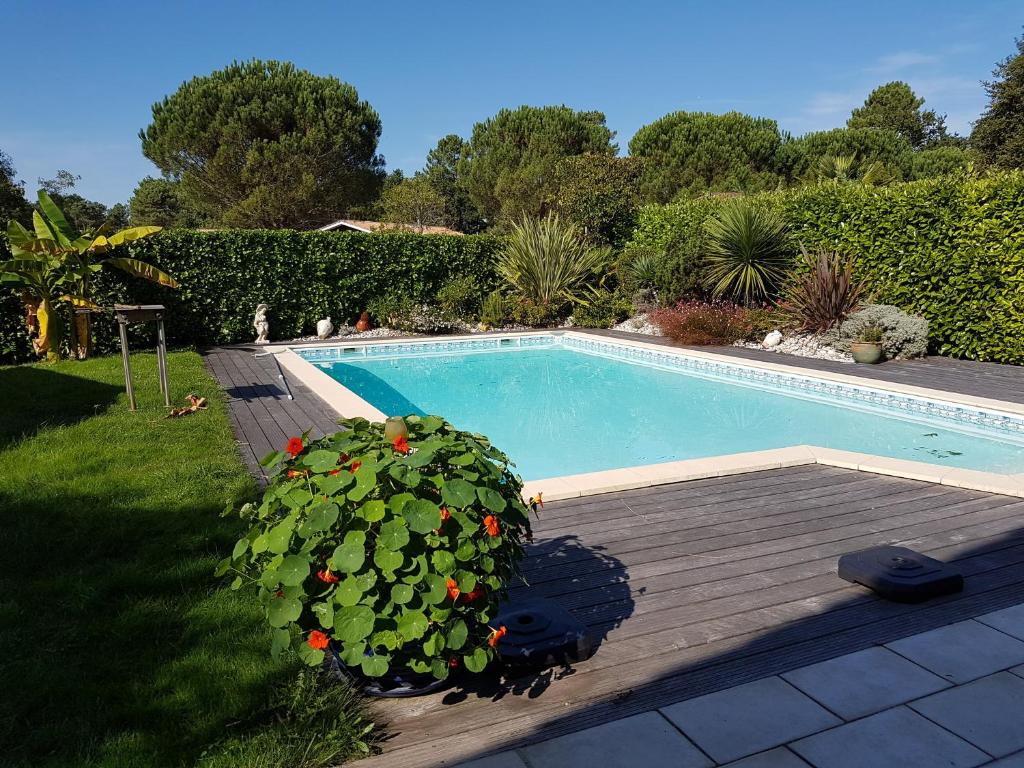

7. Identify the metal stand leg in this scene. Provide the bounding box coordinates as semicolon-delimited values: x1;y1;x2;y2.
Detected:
156;316;170;407
118;318;137;411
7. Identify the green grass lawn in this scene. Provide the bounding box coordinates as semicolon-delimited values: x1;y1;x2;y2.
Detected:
0;351;373;767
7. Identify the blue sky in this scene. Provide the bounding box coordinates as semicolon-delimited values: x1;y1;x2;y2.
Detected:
2;0;1019;206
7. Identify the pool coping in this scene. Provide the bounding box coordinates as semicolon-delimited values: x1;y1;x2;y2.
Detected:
266;331;1024;501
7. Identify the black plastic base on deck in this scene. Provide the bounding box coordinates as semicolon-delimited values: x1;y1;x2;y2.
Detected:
838;545;964;603
493;596;593;670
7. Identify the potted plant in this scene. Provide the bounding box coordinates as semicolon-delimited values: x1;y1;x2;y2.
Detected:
851;324;884;364
218;415;532;694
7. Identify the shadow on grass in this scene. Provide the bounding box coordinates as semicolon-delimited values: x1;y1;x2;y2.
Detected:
0;365;122;449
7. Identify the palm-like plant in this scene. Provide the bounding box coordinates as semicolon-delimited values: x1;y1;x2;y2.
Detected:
703;200;789;305
497;213;611;308
3;191;176;360
779;244;867;332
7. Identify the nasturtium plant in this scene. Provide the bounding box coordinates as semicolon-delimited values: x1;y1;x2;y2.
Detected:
218;415;531;681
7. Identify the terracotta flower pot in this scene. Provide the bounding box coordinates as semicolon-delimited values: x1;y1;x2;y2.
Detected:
355;311;373;332
851;341;883;364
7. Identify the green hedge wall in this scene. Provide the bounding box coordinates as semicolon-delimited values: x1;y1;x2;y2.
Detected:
628;172;1024;364
0;230;503;364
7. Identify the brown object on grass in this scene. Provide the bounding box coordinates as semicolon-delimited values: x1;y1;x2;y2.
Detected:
167;394;208;418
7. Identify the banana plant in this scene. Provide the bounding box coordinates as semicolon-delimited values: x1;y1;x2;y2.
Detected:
3;191;177;360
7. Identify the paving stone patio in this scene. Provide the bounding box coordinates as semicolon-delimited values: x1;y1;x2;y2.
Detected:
458;609;1024;768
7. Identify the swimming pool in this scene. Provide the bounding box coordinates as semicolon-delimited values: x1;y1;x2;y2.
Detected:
292;333;1024;481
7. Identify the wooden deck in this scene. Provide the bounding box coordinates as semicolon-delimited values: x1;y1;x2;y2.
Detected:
201;336;1024;767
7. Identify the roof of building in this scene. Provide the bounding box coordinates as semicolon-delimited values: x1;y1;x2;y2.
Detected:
317;219;463;235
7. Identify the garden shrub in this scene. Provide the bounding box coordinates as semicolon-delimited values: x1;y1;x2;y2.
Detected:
822;304;929;359
479;290;506;327
0;229;504;363
366;294;456;334
650;301;754;345
435;275;482;320
571;289;632;329
219;416;532;682
779;245;867;332
627;171;1024;363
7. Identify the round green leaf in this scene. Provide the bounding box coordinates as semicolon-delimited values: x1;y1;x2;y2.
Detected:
298;643;325;666
431;550;456;575
333;605;375;643
378;519;410;550
391;583;414;604
446;618;468;650
404;499;441;534
331;542;365;573
463;646;490;673
268;596;302;627
312;601;334;629
441;478;477;508
335;576;364;606
430;657;450;681
231;538;249;560
455;538;477;561
348;465;377;502
357;499;385;522
477;486;507;513
266;519;294;554
374;547;404;573
361;653;390;677
278;554;309;586
301;503;339;536
396;610;428;641
422;573;448;605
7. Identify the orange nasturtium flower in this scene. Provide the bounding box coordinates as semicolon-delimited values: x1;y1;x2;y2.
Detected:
317;568;340;584
488;625;508;648
439;506;451;521
446;578;461;600
483;515;500;537
349;461;362;474
285;437;304;458
393;435;410;454
307;630;330;650
464;584;486;602
287;469;309;479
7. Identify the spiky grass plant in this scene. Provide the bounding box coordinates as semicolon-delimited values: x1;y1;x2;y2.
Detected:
497;213;612;309
703;200;789;305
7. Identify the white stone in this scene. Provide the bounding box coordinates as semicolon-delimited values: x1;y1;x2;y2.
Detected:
253;303;270;344
316;316;334;339
762;330;783;348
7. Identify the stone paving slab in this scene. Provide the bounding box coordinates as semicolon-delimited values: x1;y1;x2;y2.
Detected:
977;604;1024;642
456;752;529;768
910;672;1024;759
660;677;840;764
519;711;712;768
721;747;811;767
886;619;1024;684
781;646;950;720
989;752;1024;767
789;706;989;768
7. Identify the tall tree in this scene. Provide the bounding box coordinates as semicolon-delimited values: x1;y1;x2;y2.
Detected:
847;81;949;149
379;176;449;231
628;111;783;202
460;105;616;226
550;154;644;246
776;127;914;184
423;135;484;233
140;59;385;229
971;34;1024;168
0;150;32;227
128;177;201;227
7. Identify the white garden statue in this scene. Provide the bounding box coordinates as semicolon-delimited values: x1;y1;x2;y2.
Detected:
316;316;334;339
762;330;783;349
253;304;270;344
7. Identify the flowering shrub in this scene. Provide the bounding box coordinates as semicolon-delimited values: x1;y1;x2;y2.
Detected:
650;300;755;345
218;415;531;681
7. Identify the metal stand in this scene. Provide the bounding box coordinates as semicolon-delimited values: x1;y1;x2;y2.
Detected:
254;350;294;400
114;304;170;411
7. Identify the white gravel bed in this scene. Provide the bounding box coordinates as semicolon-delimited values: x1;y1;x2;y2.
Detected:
734;333;853;363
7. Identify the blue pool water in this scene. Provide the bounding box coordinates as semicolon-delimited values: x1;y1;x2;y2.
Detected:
303;338;1024;480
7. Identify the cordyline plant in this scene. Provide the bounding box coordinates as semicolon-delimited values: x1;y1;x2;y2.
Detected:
218;415;532;681
778;244;867;332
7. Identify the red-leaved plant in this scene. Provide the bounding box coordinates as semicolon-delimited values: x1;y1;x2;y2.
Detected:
650;300;755;345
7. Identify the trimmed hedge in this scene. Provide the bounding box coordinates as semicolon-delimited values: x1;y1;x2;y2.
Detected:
0;230;503;363
628;172;1024;364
